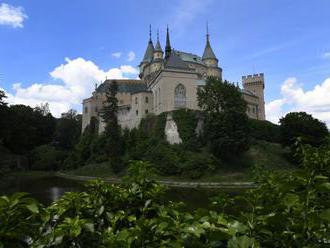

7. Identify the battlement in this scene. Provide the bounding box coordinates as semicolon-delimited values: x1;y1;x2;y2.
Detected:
242;73;264;80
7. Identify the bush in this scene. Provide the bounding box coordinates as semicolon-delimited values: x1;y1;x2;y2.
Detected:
29;145;67;170
181;151;217;179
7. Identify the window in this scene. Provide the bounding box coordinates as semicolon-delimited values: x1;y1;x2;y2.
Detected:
136;110;138;116
145;109;148;114
84;107;88;114
145;96;149;103
135;97;138;104
174;84;186;108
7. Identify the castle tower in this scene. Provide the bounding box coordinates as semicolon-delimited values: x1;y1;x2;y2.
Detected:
242;73;266;120
139;25;154;76
202;23;222;79
153;29;163;60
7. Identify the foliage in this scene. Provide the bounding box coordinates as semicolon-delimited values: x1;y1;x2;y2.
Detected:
0;89;7;106
3;105;56;154
1;147;330;247
0;192;44;247
101;80;124;173
248;119;281;143
280;112;329;147
180;151;217;179
198;78;250;160
54;109;82;150
29;145;67;170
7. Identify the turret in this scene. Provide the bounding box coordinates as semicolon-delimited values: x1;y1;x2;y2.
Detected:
202;23;218;67
242;73;265;120
202;23;222;79
139;25;154;72
153;29;163;60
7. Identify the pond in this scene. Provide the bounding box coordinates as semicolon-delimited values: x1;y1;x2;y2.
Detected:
0;173;246;210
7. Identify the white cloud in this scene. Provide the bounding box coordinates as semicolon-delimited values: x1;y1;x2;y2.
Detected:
322;52;330;59
127;51;136;62
6;57;139;117
0;3;27;28
266;77;330;126
112;52;121;58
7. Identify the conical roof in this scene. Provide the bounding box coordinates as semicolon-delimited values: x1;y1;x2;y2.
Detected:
202;38;217;60
202;25;217;61
142;40;154;63
154;30;163;52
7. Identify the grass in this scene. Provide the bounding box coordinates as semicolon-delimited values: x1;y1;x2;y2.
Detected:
66;162;118;178
66;140;295;183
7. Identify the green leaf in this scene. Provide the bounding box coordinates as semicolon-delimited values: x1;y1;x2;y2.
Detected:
320;209;330;222
26;203;39;213
228;235;259;248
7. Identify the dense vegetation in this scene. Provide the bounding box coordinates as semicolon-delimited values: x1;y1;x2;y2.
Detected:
1;143;329;247
1;79;329;179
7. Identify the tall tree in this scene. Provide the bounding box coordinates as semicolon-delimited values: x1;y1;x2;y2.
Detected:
54;109;81;150
198;77;250;160
101;80;123;172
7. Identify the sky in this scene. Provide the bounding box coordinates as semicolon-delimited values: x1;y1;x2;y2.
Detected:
0;0;330;125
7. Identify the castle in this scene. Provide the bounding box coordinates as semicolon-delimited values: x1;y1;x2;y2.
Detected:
82;27;265;133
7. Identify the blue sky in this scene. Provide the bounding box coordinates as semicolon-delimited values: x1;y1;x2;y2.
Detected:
0;0;330;124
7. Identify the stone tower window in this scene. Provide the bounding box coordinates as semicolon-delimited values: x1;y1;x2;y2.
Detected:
84;106;88;113
145;96;149;103
174;84;186;108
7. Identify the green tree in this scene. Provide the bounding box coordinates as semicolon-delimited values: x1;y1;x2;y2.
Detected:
54;109;81;150
4;105;56;154
101;81;124;172
197;77;250;159
0;90;7;106
280;112;328;147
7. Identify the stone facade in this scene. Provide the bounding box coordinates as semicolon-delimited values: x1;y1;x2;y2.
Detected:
82;27;266;133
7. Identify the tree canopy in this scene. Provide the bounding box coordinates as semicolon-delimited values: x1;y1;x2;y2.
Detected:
280;112;328;147
197;77;250;159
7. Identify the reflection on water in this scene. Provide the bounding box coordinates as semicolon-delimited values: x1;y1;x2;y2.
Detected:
0;174;84;205
0;174;244;209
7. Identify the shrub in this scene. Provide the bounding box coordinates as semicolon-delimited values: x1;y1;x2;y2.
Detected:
29;145;67;170
181;151;217;179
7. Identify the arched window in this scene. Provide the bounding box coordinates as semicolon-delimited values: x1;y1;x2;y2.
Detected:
174;84;186;108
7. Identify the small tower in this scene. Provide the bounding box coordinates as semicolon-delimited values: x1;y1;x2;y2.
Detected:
153;29;163;60
139;25;155;77
242;73;266;120
165;26;172;60
202;23;222;79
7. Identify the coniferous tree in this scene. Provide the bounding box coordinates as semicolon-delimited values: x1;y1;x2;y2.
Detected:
101;80;123;172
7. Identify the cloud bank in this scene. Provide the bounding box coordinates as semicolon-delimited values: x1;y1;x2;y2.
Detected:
266;77;330;127
6;58;139;117
0;3;27;28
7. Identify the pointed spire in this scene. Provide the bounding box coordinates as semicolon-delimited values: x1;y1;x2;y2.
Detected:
165;25;172;59
141;25;154;63
154;29;163;52
202;22;217;61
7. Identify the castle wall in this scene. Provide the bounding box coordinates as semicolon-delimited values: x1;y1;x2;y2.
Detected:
150;70;200;115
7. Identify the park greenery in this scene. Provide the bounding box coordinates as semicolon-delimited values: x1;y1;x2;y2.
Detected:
0;143;329;247
1;78;330;247
1;76;330;178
